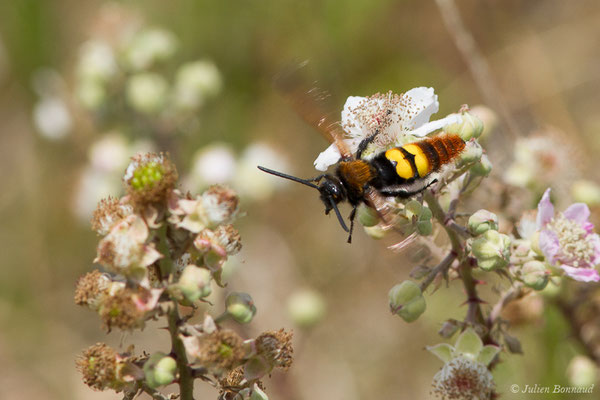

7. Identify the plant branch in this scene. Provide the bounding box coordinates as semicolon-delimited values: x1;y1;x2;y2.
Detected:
420;251;457;292
168;302;195;400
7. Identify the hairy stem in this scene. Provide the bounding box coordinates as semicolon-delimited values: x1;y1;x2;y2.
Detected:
168;303;195;400
420;251;457;292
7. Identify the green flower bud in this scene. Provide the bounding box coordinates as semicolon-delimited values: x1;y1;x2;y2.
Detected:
469;154;492;177
287;289;326;328
445;111;484;141
416;206;433;236
468;210;498;236
388;281;426;323
126;73;168;114
178;265;212;302
456;141;483;167
143;353;177;388
470;230;511;271
520;260;549;290
566;355;598;387
571;180;600;206
250;384;269;400
404;200;423;219
363;225;388;240
226;292;256;324
357;204;380;227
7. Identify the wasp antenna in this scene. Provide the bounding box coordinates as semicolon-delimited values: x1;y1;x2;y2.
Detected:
328;197;349;233
257;166;320;189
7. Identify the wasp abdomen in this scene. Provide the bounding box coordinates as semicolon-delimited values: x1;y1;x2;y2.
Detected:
385;134;465;180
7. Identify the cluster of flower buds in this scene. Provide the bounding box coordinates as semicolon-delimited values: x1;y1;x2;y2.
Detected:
75;152;293;399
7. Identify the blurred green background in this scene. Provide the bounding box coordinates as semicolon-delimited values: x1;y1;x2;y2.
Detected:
1;0;599;399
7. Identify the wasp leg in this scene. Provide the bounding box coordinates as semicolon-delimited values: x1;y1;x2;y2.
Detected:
347;206;357;243
356;129;381;159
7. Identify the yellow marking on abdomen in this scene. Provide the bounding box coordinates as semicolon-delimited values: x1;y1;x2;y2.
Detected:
385;148;414;179
402;143;431;177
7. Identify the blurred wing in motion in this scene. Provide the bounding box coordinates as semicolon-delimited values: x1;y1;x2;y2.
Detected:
273;62;352;159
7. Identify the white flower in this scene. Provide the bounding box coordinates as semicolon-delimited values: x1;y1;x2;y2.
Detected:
76;40;118;83
185;144;237;189
432;356;494;400
314;87;463;171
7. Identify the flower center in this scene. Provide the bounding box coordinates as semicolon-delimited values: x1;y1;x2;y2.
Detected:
548;214;595;267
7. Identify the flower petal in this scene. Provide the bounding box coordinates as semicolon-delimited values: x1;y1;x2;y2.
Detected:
314;143;342;171
539;229;560;264
341;96;368;138
563;203;591;224
536;188;554;228
402;87;439;130
560;265;600;282
410;114;463;138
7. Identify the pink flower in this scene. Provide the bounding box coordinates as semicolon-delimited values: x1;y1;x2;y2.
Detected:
537;188;600;282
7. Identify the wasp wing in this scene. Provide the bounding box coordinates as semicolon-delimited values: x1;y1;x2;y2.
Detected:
274;63;352;159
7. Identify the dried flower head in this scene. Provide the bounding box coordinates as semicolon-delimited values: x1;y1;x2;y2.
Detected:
255;329;294;371
194;329;245;375
91;196;134;236
76;343;141;392
98;287;160;331
74;270;111;310
124;152;178;207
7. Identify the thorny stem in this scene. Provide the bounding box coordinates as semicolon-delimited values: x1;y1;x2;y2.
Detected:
424;190;485;326
168;302;195;400
420;251;457;292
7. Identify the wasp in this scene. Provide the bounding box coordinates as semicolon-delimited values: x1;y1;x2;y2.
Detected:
258;77;465;243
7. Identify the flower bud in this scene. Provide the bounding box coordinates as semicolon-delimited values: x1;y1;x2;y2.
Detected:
126;73;168;114
445;111;484;141
143;353;177;388
470;230;511;271
250;384;269;400
469;154;492;177
416;207;433;236
287;289;326;328
404;200;423;219
566;355;598;387
520;260;549;290
388;281;426;322
363;224;388;240
468;210;498;236
226;292;256;324
178;265;212;302
571;180;600;206
456;141;483;167
357;204;380;227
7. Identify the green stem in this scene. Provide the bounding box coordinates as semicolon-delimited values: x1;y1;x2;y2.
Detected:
168;303;194;400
